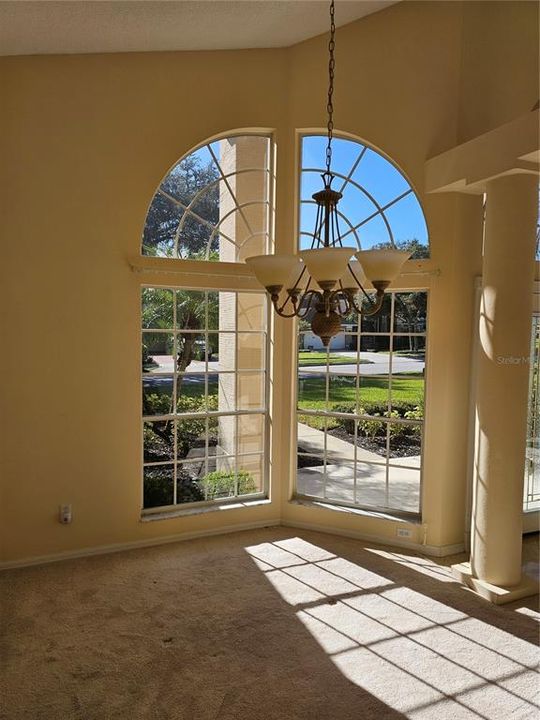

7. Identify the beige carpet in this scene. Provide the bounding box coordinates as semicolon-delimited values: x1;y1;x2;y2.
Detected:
1;528;538;720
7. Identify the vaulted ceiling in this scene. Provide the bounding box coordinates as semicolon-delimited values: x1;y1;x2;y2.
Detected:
0;0;398;56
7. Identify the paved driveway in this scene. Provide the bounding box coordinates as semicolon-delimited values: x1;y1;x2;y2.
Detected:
301;351;424;376
145;351;424;376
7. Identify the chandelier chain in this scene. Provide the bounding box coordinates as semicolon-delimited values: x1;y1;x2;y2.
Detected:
325;0;336;179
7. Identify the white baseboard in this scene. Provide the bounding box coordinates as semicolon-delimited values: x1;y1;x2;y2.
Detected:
0;517;465;570
281;520;465;557
0;519;280;571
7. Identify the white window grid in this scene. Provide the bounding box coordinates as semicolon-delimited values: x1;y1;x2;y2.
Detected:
143;133;275;260
296;290;428;517
298;134;428;254
524;313;540;512
141;287;270;513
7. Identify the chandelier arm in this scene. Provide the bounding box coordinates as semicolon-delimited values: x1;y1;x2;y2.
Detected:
297;290;321;319
328;288;351;317
347;263;373;304
272;293;303;319
347;287;386;316
288;264;308;295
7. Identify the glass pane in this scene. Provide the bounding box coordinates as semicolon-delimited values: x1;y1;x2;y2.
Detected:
297;454;325;498
328;374;357;413
217;291;236;331
352;147;411;207
237;372;265;410
176;332;204;372
387;466;421;514
142;332;174;374
212;332;235;371
360;300;392;333
524;315;540;511
356;462;389;509
236;454;264;495
238;413;265;454
359;333;391;355
392;337;426;372
390;376;424;413
357;213;392;250
176;461;206;504
384;192;429;249
176;418;206;460
176;373;207;413
237;293;266;331
208;415;235;462
298;371;327;412
393;292;427;333
144;421;174;462
142;288;174;329
356;418;388;461
177;213;215;260
211;373;235;412
143;376;173;417
142;191;183;258
388;423;423;468
176;290;207;330
200;456;236;501
207;291;219;330
161;148;218;207
297;415;327;456
358;376;390;414
144;465;174;509
189;184;220;226
324;461;356;504
237;333;265;370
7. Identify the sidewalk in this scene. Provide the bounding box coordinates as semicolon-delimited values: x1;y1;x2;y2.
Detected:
297;421;421;513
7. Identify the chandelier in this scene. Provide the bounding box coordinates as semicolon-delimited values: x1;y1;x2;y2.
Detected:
246;0;410;346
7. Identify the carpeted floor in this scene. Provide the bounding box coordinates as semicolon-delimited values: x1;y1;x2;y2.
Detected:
1;528;538;720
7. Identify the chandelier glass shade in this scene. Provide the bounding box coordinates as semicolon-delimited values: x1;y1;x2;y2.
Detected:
245;0;410;346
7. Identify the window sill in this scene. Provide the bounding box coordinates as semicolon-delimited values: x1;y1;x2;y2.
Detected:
141;497;271;522
289;496;421;524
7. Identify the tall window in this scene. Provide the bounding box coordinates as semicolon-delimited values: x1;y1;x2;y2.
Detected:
140;132;273;513
142;288;268;511
296;135;429;516
524;314;539;512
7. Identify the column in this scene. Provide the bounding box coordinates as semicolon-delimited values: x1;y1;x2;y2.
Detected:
470;173;538;587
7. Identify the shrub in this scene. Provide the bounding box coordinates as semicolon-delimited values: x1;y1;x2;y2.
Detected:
200;469;256;500
143;466;205;508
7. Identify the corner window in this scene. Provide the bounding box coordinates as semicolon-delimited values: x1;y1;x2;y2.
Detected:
296;134;429;516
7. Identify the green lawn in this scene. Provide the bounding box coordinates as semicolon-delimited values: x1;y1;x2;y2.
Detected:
298;375;424;417
298;351;371;366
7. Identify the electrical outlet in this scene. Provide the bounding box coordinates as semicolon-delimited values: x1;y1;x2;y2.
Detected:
59;504;72;524
396;527;412;539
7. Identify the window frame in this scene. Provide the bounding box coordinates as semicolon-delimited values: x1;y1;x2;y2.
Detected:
294;288;429;519
141;284;272;516
142;130;277;261
293;131;430;518
138;130;277;517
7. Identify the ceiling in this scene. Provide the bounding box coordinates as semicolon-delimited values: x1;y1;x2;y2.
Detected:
0;0;398;57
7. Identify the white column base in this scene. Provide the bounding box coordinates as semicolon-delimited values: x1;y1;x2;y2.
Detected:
452;562;538;605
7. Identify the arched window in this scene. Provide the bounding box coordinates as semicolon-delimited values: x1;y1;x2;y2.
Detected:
299;135;428;257
296;134;429;516
143;134;273;262
139;133;273;514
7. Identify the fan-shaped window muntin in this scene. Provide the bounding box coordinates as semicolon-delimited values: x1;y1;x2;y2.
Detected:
143;134;272;261
299;135;429;258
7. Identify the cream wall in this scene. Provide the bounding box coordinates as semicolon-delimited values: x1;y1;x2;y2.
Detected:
1;1;537;563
